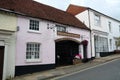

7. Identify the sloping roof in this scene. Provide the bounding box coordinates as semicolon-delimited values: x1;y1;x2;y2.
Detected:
67;4;120;22
0;0;90;30
66;4;87;15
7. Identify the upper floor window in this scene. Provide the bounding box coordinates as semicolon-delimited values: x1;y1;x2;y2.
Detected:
108;22;112;32
119;25;120;33
56;25;67;32
26;42;40;62
94;14;101;26
29;20;39;31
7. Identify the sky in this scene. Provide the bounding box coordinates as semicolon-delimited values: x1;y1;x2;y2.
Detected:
34;0;120;21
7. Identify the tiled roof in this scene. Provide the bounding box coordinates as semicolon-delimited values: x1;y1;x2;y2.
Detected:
67;4;87;15
0;0;90;30
67;4;120;23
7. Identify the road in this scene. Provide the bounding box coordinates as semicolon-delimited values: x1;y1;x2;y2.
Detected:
55;59;120;80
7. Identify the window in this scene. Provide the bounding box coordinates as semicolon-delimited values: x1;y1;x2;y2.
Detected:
108;22;112;32
56;25;67;32
29;20;39;31
109;39;112;50
94;14;101;26
26;43;40;61
94;36;108;53
119;25;120;33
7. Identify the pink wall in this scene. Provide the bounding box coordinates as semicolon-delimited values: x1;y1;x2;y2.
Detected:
16;16;55;66
55;27;91;58
16;16;91;66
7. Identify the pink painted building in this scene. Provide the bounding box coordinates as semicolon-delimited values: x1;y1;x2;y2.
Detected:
0;0;91;77
15;16;91;75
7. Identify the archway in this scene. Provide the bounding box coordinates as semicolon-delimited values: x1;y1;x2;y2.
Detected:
55;38;80;66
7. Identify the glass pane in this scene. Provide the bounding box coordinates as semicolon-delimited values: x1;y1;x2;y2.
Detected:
29;20;39;31
26;43;40;60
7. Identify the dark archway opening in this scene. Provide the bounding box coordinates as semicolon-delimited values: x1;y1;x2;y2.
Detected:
55;40;79;66
0;46;4;80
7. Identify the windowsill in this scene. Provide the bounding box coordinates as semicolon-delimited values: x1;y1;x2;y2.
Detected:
26;59;41;63
27;30;41;34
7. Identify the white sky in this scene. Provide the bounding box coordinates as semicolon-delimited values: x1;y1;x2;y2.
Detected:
34;0;120;21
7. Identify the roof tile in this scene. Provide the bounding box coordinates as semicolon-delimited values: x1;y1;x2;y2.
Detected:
0;0;89;30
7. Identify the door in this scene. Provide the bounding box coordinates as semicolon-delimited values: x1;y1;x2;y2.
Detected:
0;46;4;80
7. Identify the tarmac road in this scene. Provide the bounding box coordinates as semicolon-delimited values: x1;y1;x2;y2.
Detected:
55;59;120;80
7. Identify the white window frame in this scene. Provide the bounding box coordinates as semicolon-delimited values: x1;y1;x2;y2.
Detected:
94;14;101;26
108;22;112;32
26;42;41;62
94;36;108;53
109;39;112;50
119;25;120;33
56;25;67;32
29;19;40;32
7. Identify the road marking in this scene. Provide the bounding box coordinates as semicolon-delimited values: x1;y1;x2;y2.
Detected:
51;58;119;80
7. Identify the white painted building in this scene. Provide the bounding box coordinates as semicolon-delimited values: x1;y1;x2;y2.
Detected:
67;4;120;58
0;10;16;80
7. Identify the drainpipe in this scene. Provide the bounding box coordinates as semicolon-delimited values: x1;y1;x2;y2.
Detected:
88;9;93;59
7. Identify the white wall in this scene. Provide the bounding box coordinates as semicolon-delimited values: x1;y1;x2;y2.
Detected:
106;18;120;51
89;10;120;53
76;9;120;58
0;32;16;80
76;10;89;28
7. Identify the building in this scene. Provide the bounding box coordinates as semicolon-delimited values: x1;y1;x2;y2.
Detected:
67;4;120;58
0;9;17;80
0;0;91;79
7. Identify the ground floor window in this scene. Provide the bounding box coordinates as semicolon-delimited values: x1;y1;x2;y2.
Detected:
109;39;112;50
26;42;40;61
94;36;108;53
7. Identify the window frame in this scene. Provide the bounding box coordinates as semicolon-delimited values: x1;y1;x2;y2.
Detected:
26;42;41;62
108;21;112;32
94;14;101;26
29;19;40;32
94;36;108;53
109;39;112;50
119;25;120;33
56;24;67;32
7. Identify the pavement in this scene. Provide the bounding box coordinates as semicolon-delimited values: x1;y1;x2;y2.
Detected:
13;54;120;80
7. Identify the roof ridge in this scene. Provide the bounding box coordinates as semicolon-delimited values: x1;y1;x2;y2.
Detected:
0;0;90;30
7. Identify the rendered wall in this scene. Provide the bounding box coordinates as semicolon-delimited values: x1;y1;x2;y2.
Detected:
16;16;55;66
0;12;16;80
16;16;91;66
0;11;17;31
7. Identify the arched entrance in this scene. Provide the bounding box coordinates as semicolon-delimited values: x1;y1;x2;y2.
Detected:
55;38;80;66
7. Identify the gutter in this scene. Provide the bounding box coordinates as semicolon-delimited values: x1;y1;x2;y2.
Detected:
0;8;27;16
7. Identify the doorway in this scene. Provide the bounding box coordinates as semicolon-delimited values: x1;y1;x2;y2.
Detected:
55;40;79;66
0;46;4;80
